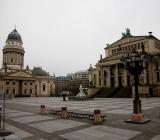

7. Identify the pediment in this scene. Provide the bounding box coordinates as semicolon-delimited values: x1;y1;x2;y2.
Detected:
109;36;147;48
7;71;33;78
99;52;129;63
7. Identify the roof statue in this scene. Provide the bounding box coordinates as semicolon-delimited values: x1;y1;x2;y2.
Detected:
121;28;132;38
126;28;131;36
100;54;102;60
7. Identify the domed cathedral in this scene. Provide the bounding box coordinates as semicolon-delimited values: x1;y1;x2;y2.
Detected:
2;28;24;72
88;29;160;98
0;28;55;97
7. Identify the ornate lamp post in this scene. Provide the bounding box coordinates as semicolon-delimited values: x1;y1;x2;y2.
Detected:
121;48;151;124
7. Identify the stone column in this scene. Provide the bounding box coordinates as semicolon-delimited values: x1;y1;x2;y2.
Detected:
115;65;119;87
123;69;127;87
143;69;147;85
101;69;104;87
107;67;111;87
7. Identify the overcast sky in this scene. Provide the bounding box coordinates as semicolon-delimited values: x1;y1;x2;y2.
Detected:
0;0;160;76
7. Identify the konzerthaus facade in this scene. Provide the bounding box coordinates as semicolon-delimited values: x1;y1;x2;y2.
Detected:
88;29;160;97
0;28;55;97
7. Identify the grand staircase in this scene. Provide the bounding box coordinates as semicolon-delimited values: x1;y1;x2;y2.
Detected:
93;87;132;98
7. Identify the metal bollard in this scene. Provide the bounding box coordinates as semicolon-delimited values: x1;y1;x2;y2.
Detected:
61;107;68;119
94;109;102;124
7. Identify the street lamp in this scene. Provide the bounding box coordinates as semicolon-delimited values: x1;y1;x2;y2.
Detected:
121;48;151;124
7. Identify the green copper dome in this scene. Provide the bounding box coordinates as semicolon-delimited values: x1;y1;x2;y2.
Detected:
7;29;22;42
32;67;49;76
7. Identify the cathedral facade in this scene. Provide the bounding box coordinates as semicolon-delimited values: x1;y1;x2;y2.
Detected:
88;29;160;97
0;29;55;97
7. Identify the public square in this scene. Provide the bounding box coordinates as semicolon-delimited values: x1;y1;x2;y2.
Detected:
0;97;160;140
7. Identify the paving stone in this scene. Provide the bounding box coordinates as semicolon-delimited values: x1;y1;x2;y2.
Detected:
29;119;87;133
6;111;33;118
6;123;33;139
142;106;154;110
150;135;160;140
60;125;141;140
5;109;20;113
11;115;54;123
104;109;132;114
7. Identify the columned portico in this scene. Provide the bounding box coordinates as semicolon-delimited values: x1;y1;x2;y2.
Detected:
88;29;160;97
115;64;119;87
107;67;111;87
123;69;127;87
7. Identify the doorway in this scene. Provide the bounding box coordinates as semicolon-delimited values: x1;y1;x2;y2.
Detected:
118;76;122;87
18;80;22;95
111;77;114;87
127;75;130;86
149;88;153;97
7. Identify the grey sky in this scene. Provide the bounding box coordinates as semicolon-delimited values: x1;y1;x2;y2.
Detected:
0;0;160;76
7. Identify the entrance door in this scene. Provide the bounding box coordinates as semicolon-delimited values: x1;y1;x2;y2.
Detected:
149;88;153;97
118;76;122;87
111;77;114;87
18;80;22;95
127;75;130;86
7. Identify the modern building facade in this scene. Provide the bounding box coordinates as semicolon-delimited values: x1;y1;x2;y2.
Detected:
88;29;160;97
0;28;55;97
55;70;89;95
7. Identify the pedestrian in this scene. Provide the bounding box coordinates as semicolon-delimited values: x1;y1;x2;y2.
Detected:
62;92;66;101
146;94;149;99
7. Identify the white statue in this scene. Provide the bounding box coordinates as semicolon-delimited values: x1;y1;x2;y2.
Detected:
76;84;86;97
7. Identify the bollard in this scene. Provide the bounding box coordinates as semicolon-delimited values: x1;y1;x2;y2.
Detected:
61;107;68;119
40;105;46;114
94;109;102;124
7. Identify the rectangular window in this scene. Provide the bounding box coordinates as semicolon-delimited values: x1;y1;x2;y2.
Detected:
24;89;27;94
13;89;15;94
30;89;32;94
43;85;45;91
157;72;160;82
125;46;128;51
127;46;130;51
99;71;101;77
156;62;159;70
99;79;101;86
104;79;106;86
6;82;9;85
135;44;137;50
6;89;9;94
138;43;140;49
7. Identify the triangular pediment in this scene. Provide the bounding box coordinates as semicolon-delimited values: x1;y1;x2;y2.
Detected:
99;52;129;63
6;70;33;78
107;36;147;49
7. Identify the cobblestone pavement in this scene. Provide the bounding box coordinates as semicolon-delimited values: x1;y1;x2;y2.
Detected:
0;97;160;140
